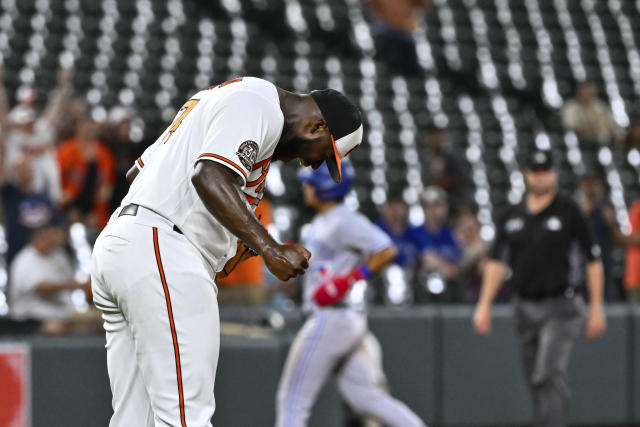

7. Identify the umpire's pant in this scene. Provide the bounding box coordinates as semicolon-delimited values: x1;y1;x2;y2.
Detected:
514;295;586;427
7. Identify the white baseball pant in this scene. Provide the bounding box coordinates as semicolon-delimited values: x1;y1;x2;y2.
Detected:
275;309;427;427
91;206;220;427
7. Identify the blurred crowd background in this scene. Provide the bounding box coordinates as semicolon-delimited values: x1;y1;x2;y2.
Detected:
0;0;639;335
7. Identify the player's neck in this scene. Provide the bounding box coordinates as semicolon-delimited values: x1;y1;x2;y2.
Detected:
31;240;53;255
315;201;338;213
526;190;556;213
276;88;300;127
274;88;303;160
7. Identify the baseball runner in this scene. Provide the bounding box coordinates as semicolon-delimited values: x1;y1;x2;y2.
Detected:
90;77;363;426
275;163;427;427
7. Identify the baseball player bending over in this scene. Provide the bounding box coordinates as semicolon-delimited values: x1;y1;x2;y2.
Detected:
275;163;427;427
90;77;363;426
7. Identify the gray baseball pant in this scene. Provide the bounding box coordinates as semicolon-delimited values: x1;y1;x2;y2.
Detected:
275;309;426;427
514;295;586;427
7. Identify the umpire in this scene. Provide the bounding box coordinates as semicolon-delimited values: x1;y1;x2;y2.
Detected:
473;149;606;427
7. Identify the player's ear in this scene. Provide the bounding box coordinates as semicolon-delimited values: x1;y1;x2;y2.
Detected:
311;119;328;134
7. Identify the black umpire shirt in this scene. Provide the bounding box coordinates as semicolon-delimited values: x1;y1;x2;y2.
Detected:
489;194;601;300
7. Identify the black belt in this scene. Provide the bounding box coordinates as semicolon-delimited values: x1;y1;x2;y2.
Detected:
118;204;183;235
518;288;570;301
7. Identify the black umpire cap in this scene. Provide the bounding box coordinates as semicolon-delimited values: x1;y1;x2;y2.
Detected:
310;89;363;183
526;150;555;171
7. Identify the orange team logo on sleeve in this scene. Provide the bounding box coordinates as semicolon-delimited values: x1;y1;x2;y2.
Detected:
162;99;200;143
162;78;244;144
244;157;272;206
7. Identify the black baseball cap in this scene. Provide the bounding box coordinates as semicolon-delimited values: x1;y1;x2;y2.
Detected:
526;150;554;171
27;209;66;241
310;89;363;183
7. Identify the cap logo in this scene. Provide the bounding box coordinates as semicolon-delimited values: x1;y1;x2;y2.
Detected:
237;140;259;170
534;152;546;163
334;124;364;158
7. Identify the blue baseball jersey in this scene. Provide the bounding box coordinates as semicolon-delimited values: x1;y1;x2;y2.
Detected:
375;220;422;268
301;203;392;312
413;224;462;263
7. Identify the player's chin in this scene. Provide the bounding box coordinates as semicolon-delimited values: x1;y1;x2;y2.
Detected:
299;159;322;169
274;154;294;163
299;159;318;168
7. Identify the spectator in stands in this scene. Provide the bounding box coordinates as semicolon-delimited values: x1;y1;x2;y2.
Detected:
0;68;72;203
106;105;133;145
561;81;623;146
368;0;432;76
104;106;138;213
58;117;116;230
576;172;622;301
56;96;88;143
416;186;462;280
9;217;90;327
625;115;640;152
622;200;640;303
0;153;60;264
420;125;470;208
454;208;499;303
376;196;422;270
216;198;273;306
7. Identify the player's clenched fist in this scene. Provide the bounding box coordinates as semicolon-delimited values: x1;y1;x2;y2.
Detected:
263;243;311;281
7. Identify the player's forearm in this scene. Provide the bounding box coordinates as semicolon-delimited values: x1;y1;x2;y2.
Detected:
606;217;640;246
608;226;628;246
365;246;397;274
191;161;278;255
477;260;506;308
586;260;604;309
44;90;66;124
314;246;397;306
618;232;640;246
0;81;9;127
35;281;80;296
43;70;71;124
0;133;6;185
432;256;459;279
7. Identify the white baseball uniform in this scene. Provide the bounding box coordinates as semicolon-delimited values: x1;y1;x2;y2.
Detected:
91;77;283;427
9;244;76;321
275;203;427;427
